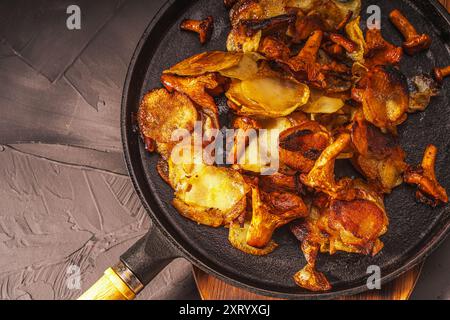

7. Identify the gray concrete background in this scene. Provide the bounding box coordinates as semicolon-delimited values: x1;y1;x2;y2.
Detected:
0;0;448;300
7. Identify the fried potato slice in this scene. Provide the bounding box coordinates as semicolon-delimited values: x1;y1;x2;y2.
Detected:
227;1;290;52
301;89;345;114
226;76;310;118
247;187;308;248
293;179;388;257
227;26;262;53
351;111;407;193
324;199;388;254
229;221;278;255
229;0;287;26
279;121;331;173
164;51;243;76
138;88;198;159
229;0;265;26
356;65;409;133
219;52;264;80
233;116;293;174
170;156;249;227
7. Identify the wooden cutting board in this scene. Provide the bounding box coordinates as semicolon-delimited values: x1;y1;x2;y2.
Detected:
193;0;449;301
193;264;423;300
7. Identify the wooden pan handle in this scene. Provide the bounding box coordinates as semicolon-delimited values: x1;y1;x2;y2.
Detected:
78;262;144;300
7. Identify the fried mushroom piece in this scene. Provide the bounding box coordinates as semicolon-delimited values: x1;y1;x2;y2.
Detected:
353;65;409;133
314;181;388;256
433;65;450;83
247;187;308;248
301;133;354;199
242;14;296;37
364;28;403;67
227;0;288;52
259;36;291;61
291;179;388;291
389;9;431;56
284;31;352;92
286;30;325;86
229;220;278;255
180;16;214;45
138;88;198;159
161;73;227;129
404;145;448;207
293;239;331;292
259;172;300;193
291;181;387;291
351;112;407;193
279;122;331;173
407;75;439;113
289;0;359;42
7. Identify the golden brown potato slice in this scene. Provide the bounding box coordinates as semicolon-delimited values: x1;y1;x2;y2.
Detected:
229;0;265;26
233;116;293;174
229;221;278;256
279;121;331;173
164;51;243;77
219;52;263;80
170;159;249;227
227;26;262;53
138;88;198;159
323;198;388;255
226;76;310;118
292;179;388;289
351;112;407;193
357;66;409;133
229;0;287;26
300;89;345;114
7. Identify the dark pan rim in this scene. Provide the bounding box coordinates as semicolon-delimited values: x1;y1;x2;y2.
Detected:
121;0;450;299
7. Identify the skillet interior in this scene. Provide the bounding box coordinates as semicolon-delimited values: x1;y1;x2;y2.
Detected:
122;0;450;298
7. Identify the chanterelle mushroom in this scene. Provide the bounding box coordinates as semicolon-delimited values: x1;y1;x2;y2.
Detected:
180;16;214;45
404;145;448;207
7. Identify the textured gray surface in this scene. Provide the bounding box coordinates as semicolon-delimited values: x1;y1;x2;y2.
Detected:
0;145;198;300
0;0;448;300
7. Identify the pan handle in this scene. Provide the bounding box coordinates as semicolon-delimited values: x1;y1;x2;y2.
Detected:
78;226;181;300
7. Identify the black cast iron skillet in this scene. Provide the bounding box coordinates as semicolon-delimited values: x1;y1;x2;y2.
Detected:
81;0;450;300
